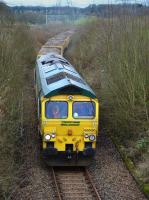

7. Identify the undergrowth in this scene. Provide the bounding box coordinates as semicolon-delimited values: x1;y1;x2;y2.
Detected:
0;3;74;198
66;14;149;185
0;5;36;198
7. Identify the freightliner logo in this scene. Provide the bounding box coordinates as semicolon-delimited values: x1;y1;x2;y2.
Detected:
61;121;80;126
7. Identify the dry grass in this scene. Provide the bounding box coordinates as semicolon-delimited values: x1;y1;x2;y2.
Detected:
0;5;73;197
66;15;149;184
0;23;36;198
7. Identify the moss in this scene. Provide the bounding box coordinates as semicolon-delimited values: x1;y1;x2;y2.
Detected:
143;184;149;197
108;133;149;199
125;157;135;171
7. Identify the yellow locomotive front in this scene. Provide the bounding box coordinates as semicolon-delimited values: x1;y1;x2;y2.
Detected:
36;51;99;166
40;95;99;166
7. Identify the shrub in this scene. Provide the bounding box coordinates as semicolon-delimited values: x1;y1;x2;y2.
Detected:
66;15;149;142
0;21;36;198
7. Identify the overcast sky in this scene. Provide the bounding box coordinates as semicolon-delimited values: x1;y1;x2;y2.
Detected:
4;0;116;7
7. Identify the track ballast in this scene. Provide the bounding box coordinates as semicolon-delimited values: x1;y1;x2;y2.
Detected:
52;167;101;200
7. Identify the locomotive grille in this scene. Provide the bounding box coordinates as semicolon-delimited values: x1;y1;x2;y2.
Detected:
46;72;86;85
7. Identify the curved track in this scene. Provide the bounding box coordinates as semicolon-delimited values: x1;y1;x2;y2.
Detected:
52;167;101;200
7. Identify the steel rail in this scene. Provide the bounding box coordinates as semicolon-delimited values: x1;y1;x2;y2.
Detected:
85;168;101;200
52;167;101;200
51;167;62;200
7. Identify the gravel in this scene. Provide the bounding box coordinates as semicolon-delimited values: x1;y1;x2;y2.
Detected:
13;164;55;200
88;129;147;200
13;129;147;200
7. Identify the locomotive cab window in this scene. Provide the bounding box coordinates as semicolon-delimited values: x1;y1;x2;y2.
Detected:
45;101;68;119
73;102;95;119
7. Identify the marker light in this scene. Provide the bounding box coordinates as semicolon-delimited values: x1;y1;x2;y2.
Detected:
85;134;89;138
89;135;96;141
45;135;51;140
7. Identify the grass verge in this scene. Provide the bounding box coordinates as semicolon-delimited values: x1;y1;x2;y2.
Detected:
66;14;149;198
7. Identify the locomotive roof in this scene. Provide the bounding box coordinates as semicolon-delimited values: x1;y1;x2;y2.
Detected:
36;53;96;99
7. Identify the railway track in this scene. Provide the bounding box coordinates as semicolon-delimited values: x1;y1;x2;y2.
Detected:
52;167;101;200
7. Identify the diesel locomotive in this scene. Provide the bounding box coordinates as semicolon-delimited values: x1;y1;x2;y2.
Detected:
35;31;99;166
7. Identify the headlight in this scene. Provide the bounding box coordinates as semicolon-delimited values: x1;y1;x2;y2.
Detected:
45;134;51;140
51;133;56;138
89;135;96;141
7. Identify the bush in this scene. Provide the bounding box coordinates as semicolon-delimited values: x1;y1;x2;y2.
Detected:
0;21;35;198
66;15;149;142
66;12;149;190
102;16;149;141
0;2;14;25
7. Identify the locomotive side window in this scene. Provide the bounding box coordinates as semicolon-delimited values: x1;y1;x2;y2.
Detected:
73;102;95;119
45;101;68;119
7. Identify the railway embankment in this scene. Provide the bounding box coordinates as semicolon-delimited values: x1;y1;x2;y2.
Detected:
14;21;146;200
0;19;36;200
13;27;148;200
0;3;73;198
65;16;149;199
1;2;149;198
